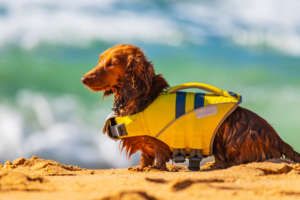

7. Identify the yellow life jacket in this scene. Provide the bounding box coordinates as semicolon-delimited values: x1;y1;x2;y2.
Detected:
103;83;242;158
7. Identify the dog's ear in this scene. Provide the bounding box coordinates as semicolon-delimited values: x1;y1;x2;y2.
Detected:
123;55;155;99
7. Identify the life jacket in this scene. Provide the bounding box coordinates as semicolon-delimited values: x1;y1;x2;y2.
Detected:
102;83;242;170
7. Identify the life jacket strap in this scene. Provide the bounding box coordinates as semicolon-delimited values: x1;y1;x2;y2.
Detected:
109;123;128;138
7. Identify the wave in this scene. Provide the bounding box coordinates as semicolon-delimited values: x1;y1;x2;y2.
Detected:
0;90;140;169
0;0;299;55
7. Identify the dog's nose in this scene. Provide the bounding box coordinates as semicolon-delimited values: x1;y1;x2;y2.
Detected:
81;77;90;84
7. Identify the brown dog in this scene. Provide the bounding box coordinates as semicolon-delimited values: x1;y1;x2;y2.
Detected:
82;44;300;170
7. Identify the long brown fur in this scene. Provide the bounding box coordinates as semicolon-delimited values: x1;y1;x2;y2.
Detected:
82;44;300;170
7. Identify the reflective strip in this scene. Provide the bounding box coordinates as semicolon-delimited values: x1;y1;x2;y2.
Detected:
194;105;217;118
194;93;205;109
176;92;186;118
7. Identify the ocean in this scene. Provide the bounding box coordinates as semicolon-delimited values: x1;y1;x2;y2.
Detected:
0;0;300;169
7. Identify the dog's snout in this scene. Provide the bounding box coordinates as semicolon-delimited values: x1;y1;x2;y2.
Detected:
81;77;90;84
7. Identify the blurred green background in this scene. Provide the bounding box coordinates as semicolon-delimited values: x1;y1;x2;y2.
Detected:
0;0;299;169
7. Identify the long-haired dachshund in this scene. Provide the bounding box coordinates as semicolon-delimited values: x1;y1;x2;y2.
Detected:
82;44;300;170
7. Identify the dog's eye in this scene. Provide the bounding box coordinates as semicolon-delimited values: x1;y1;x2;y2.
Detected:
106;62;115;67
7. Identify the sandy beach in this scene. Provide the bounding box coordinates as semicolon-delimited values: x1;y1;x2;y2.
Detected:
1;157;300;200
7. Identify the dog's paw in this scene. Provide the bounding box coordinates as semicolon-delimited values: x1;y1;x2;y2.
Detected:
148;165;169;172
127;166;144;172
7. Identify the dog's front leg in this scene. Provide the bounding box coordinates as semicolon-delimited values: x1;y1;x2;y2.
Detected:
146;137;172;171
152;147;169;171
134;153;155;171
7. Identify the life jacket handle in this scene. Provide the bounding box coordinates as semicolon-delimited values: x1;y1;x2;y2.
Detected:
167;82;226;96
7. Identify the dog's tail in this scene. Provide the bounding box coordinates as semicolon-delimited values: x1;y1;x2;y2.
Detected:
280;139;300;163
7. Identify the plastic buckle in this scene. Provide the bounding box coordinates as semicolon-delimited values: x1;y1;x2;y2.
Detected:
188;149;202;171
109;124;127;138
173;149;186;163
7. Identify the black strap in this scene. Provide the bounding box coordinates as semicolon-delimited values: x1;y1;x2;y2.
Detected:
194;93;205;109
176;92;186;118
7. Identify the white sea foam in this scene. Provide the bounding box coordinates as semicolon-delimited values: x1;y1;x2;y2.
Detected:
175;0;300;56
0;0;299;55
0;90;140;168
0;106;23;156
0;0;180;49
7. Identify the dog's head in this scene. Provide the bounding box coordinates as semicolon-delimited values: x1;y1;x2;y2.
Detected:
82;44;155;99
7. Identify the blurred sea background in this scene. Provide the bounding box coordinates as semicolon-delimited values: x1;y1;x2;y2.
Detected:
0;0;300;169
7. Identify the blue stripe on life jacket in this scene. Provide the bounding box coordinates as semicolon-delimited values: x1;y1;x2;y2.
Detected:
194;93;205;109
176;92;186;118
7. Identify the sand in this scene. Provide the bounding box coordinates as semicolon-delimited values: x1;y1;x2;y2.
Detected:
1;157;300;200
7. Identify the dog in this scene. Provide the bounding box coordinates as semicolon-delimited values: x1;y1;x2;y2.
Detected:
82;44;300;170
